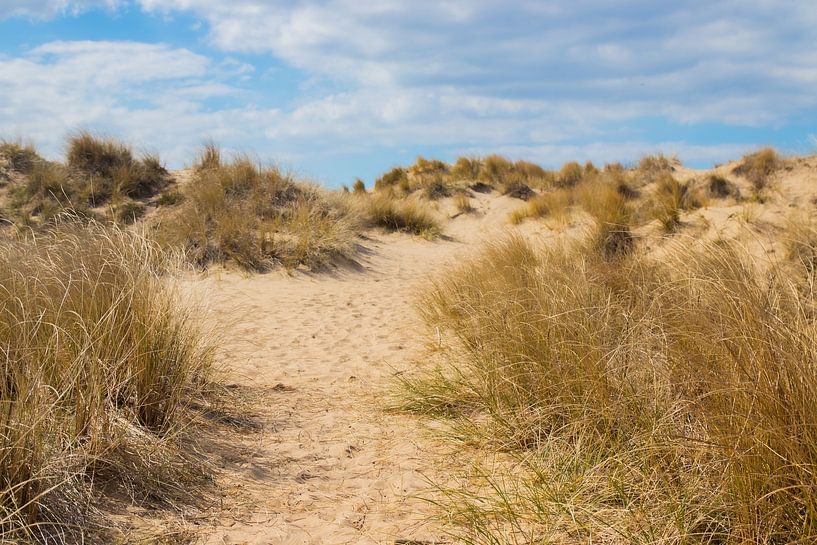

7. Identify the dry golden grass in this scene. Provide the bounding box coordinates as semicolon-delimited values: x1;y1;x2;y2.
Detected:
638;153;675;174
508;188;571;225
196;141;221;171
66;131;168;204
2;134;167;227
358;193;440;236
733;147;782;192
479;155;514;185
450;157;482;181
0;140;40;174
410;156;448;178
555;161;584;187
576;178;635;258
454;193;474;214
0;220;213;542
424;177;452;200
374;166;408;191
499;175;535;200
375;155;553;197
155;151;357;271
401;230;817;544
707;174;740;199
785;216;817;277
648;174;707;233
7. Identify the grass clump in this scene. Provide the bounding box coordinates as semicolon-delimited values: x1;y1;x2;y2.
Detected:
402;231;817;544
362;194;440;236
157;188;184;206
450;157;481;181
373;155;552;197
509;188;571;225
425;177;451;200
196;142;221;171
500;176;535;200
649;174;707;233
0;221;213;541
785;216;817;277
454;194;474;214
577;179;635;258
352;178;367;194
66;132;168;204
555;161;584;187
0;140;41;174
707;174;740;199
7;160;96;226
1;135;166;226
638;153;675;174
733;147;782;191
113;199;147;224
479;155;514;185
155;150;357;271
410;156;448;178
374;166;408;191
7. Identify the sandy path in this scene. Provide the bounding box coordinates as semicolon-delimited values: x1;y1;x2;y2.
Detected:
188;194;530;545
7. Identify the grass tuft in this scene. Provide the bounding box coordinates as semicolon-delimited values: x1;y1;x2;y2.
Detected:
155;150;357;271
0;220;213;541
451;157;482;181
196;141;221;171
362;194;440;236
454;193;475;214
733;147;781;192
0;140;41;174
66;131;168;205
402;231;817;544
577;179;635;258
509;188;571;225
556;161;583;187
707;174;740;199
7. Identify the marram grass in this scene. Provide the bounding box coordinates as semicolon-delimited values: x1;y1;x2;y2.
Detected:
401;231;817;544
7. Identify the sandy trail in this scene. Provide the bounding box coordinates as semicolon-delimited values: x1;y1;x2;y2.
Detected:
189;194;530;544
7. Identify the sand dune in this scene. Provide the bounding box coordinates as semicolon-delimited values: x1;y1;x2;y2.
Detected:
188;192;527;544
4;145;817;543
184;156;817;542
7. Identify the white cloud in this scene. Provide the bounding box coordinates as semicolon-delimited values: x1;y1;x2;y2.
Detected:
2;1;817;183
128;0;817;125
0;0;121;19
0;41;260;162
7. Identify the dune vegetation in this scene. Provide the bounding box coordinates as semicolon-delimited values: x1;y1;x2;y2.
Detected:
0;134;168;227
373;154;555;199
0;220;214;542
151;148;359;271
2;132;813;543
398;154;817;543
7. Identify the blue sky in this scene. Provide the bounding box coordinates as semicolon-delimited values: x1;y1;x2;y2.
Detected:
1;1;816;187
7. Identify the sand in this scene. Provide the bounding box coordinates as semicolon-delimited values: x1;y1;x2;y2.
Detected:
187;193;532;545
183;155;817;543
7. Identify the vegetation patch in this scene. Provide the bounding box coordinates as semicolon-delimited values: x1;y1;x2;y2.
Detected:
707;174;740;199
66;131;168;204
0;221;214;542
733;147;782;191
154;150;358;271
1;134;168;227
401;231;817;544
361;193;440;236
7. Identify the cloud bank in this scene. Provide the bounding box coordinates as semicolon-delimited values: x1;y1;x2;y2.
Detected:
2;1;816;183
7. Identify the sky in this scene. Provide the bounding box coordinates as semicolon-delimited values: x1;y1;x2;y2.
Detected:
1;1;816;187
